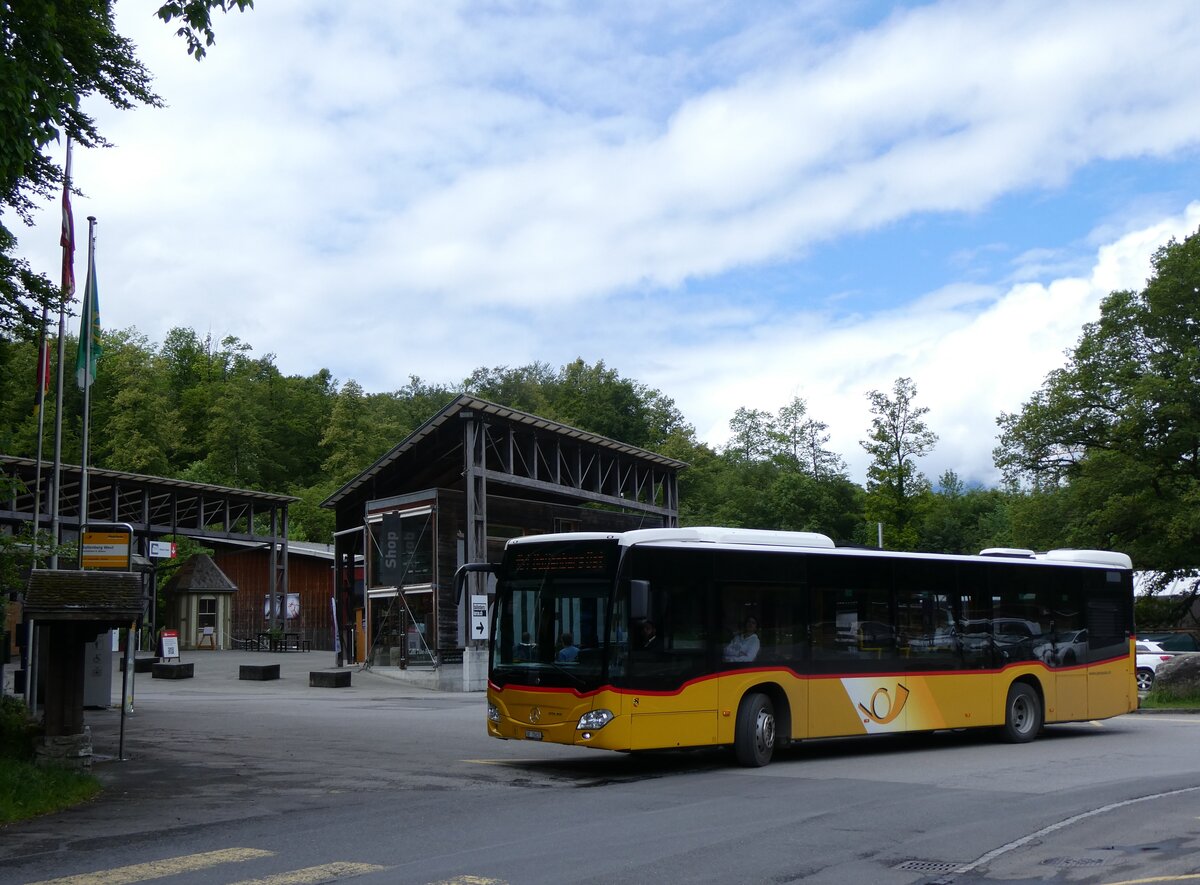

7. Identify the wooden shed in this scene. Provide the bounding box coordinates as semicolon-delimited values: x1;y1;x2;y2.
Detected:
161;553;237;650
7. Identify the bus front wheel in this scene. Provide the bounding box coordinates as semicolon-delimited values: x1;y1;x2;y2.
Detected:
735;692;775;767
1001;682;1042;743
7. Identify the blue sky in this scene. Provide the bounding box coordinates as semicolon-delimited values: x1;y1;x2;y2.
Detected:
14;0;1200;486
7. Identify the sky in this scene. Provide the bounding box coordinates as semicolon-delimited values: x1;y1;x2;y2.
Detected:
14;0;1200;487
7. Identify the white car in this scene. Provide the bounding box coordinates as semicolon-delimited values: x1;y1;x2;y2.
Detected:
1136;640;1174;692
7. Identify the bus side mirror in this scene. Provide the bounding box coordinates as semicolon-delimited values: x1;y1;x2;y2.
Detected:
455;562;497;604
630;580;650;620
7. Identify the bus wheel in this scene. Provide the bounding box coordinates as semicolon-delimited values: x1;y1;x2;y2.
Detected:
735;693;775;767
1002;682;1042;743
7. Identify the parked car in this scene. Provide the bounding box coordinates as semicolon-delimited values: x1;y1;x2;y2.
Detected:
1136;640;1174;692
1139;631;1200;652
1034;628;1089;666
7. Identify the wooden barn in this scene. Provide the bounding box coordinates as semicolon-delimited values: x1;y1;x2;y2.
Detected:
323;396;684;673
205;540;335;650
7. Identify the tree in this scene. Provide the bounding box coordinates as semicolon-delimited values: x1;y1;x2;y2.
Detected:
320;380;376;486
725;407;774;463
157;1;254;60
913;470;1012;554
775;396;847;478
861;377;938;547
1;1;251;336
995;229;1200;605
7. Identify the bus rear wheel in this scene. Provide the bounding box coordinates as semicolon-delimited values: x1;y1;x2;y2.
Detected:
1001;682;1042;743
735;692;775;767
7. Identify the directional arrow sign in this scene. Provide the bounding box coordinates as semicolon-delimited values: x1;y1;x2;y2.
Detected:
471;595;489;641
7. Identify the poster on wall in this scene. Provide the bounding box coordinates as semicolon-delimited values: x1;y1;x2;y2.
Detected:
263;593;301;620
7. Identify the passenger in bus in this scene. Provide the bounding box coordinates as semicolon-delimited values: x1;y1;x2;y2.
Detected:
640;619;660;650
556;632;580;662
723;617;760;662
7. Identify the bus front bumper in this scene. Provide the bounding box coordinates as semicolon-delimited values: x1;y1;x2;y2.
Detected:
487;690;630;750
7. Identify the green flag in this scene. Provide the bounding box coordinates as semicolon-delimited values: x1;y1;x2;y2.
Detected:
75;244;101;389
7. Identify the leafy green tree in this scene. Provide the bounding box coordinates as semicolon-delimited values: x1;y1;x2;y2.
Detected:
156;1;254;60
861;377;938;548
913;470;1012;554
287;480;338;544
462;363;556;416
774;396;847;478
91;329;178;475
1;1;251;337
463;358;687;451
725;407;775;463
995;229;1200;589
320;380;376;486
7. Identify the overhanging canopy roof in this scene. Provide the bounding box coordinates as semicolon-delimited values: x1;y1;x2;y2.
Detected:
322;395;686;509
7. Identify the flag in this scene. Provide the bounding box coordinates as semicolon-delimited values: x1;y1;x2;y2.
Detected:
75;244;101;389
37;175;74;412
61;178;75;297
33;340;50;413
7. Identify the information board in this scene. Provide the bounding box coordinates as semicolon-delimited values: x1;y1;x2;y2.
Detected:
81;527;133;570
161;630;180;660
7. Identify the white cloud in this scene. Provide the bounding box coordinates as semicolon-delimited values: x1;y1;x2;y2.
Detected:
10;1;1200;490
670;202;1200;485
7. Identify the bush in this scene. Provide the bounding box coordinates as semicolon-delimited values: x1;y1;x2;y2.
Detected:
0;696;38;761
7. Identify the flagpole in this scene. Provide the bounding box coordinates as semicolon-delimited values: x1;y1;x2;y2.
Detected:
78;216;97;545
49;140;75;570
31;140;72;560
32;302;50;561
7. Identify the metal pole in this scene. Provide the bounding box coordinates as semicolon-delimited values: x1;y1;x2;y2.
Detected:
49;141;74;570
24;620;36;710
77;216;97;553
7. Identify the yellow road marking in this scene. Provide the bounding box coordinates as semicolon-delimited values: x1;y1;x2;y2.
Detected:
227;862;387;885
1103;876;1200;884
28;848;274;885
428;878;507;885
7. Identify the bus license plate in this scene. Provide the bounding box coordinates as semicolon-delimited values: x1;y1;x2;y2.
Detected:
524;729;543;741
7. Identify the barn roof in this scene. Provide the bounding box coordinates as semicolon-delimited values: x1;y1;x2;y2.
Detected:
322;394;686;509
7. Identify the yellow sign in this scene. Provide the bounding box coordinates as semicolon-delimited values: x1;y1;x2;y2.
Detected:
81;529;132;570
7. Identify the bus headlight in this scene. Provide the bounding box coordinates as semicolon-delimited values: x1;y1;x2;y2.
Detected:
576;709;614;731
487;702;500;723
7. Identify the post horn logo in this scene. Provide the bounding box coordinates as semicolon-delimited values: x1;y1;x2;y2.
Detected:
528;706;542;724
858;684;910;725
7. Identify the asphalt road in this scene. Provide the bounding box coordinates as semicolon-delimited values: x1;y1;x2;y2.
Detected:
2;652;1198;885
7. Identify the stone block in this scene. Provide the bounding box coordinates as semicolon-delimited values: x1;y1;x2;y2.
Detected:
310;669;351;688
152;661;194;679
240;664;280;681
120;656;159;673
36;727;92;771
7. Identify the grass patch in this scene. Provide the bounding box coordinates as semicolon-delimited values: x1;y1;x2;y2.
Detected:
0;756;101;823
1140;692;1200;709
0;695;101;824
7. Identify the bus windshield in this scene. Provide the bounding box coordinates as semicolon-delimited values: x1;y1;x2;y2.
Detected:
490;538;618;689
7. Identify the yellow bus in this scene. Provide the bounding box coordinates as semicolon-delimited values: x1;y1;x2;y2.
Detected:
474;527;1135;766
